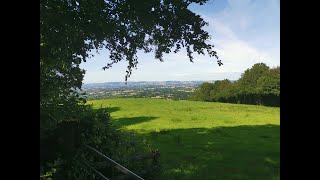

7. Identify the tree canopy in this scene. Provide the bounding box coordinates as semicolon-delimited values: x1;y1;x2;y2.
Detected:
40;0;223;127
191;63;280;106
41;0;222;82
40;0;223;178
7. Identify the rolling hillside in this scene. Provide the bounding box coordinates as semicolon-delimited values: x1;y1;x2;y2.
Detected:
88;98;280;180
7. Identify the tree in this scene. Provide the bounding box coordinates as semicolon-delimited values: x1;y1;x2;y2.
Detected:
210;79;237;103
190;63;280;106
257;66;280;106
40;0;223;178
257;67;280;96
40;0;222;128
238;63;270;94
237;63;270;104
192;82;214;101
41;0;222;81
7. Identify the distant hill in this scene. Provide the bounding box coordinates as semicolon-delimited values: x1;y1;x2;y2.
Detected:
82;80;236;89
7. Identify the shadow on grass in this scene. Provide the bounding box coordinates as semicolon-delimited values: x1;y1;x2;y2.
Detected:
113;116;159;127
136;124;280;180
105;107;121;113
92;107;121;113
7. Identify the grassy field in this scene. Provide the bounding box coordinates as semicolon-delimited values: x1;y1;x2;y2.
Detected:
88;98;280;180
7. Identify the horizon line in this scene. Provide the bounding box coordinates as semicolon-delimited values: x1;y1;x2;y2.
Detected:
83;79;238;85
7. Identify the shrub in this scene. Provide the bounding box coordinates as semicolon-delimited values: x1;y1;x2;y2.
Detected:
40;106;160;179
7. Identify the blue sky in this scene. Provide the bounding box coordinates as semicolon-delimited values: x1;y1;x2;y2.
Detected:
80;0;280;84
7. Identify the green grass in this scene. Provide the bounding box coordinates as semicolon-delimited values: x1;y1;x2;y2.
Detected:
88;98;280;180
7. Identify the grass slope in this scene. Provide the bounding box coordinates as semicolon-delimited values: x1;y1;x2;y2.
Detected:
89;98;280;180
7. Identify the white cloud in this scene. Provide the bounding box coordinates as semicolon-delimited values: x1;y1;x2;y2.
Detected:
81;0;280;83
198;0;280;74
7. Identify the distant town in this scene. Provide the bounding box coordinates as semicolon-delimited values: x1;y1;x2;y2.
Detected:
81;80;223;100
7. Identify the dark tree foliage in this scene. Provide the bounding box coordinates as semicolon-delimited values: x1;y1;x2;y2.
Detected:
40;0;223;178
192;82;215;101
191;63;280;106
236;63;269;104
257;67;280;106
209;79;238;103
41;0;222;82
40;0;222;130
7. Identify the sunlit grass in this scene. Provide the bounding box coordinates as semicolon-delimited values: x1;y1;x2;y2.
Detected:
88;98;280;180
